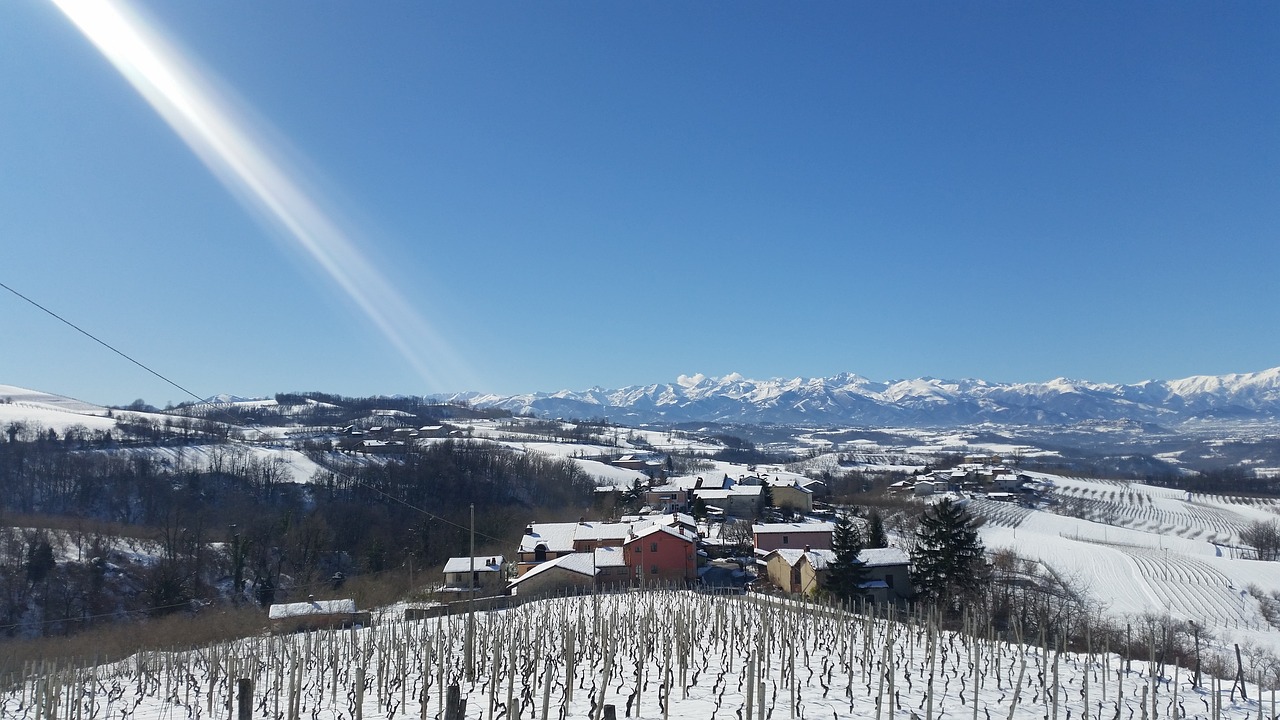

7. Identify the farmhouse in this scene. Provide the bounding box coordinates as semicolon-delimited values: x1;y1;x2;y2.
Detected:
763;548;835;596
858;547;913;603
752;522;835;552
268;598;368;633
442;555;506;591
762;546;912;603
506;553;597;597
992;473;1025;492
516;516;699;584
643;483;689;512
624;523;698;585
913;480;940;496
694;485;763;517
765;480;814;513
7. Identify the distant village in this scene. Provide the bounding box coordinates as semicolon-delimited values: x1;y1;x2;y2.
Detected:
427;454;1038;606
268;449;1044;631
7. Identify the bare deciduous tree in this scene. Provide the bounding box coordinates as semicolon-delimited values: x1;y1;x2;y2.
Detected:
1241;519;1280;561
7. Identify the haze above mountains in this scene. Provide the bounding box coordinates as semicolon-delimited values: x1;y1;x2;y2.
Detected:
442;367;1280;427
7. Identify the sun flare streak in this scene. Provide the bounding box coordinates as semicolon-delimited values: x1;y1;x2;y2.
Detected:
53;0;474;392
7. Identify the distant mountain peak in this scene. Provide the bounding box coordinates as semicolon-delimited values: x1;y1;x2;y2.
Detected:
441;367;1280;427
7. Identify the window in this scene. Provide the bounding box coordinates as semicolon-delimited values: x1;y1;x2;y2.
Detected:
782;535;789;545
634;565;642;578
651;565;658;574
534;544;548;562
885;575;894;588
650;542;658;552
633;546;641;553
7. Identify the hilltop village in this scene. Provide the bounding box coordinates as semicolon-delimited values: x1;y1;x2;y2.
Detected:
428;457;1039;604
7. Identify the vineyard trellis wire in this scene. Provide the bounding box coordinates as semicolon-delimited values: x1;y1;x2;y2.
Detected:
1;587;1275;720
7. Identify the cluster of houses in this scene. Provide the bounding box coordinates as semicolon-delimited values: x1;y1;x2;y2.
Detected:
433;508;913;604
642;472;828;516
893;462;1034;502
752;522;911;603
338;422;459;454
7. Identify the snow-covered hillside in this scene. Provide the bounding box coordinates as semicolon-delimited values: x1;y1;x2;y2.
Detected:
0;384;117;432
974;473;1280;653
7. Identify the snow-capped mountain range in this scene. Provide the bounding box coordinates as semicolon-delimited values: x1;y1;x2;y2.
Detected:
442;367;1280;427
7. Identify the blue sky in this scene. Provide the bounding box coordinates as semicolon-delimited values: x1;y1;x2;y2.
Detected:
2;1;1277;407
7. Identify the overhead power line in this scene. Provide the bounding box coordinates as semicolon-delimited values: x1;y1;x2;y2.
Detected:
0;279;204;403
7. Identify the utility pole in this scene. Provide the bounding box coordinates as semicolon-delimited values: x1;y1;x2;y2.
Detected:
467;502;476;682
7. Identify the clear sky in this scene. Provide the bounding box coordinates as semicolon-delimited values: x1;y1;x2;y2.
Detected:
2;1;1277;407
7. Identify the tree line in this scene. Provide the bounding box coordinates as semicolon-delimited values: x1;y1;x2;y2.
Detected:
0;426;595;638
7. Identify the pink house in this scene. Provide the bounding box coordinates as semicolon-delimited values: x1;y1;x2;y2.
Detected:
752;522;835;553
624;524;697;585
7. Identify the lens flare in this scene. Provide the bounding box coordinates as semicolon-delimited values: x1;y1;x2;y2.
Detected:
52;0;475;392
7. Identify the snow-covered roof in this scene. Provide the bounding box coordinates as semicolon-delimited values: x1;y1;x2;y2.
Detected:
443;556;505;574
521;516;701;554
622;512;697;530
767;479;813;494
767;548;837;571
573;522;633;543
508;553;597;587
519;523;580;553
594;546;627;568
695;486;762;500
752;522;835;535
670;474;731;491
767;546;906;571
627;523;696;544
859;547;910;567
269;598;357;620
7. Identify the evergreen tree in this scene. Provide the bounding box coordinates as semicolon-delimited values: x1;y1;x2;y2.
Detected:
910;498;987;611
757;482;775;516
866;509;888;549
824;513;868;604
690;496;708;520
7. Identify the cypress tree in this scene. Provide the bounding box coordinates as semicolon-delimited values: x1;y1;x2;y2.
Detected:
824;512;868;604
910;498;986;611
866;509;888;549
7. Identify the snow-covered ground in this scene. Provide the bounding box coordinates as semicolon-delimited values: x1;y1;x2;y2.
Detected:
0;384;118;432
103;444;336;484
977;472;1280;655
2;591;1269;720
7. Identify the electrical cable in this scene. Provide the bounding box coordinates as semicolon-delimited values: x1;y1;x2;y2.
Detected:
0;280;204;403
0;278;544;611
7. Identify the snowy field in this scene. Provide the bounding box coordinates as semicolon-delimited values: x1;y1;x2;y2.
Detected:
1;591;1272;720
974;472;1280;655
0;384;119;433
